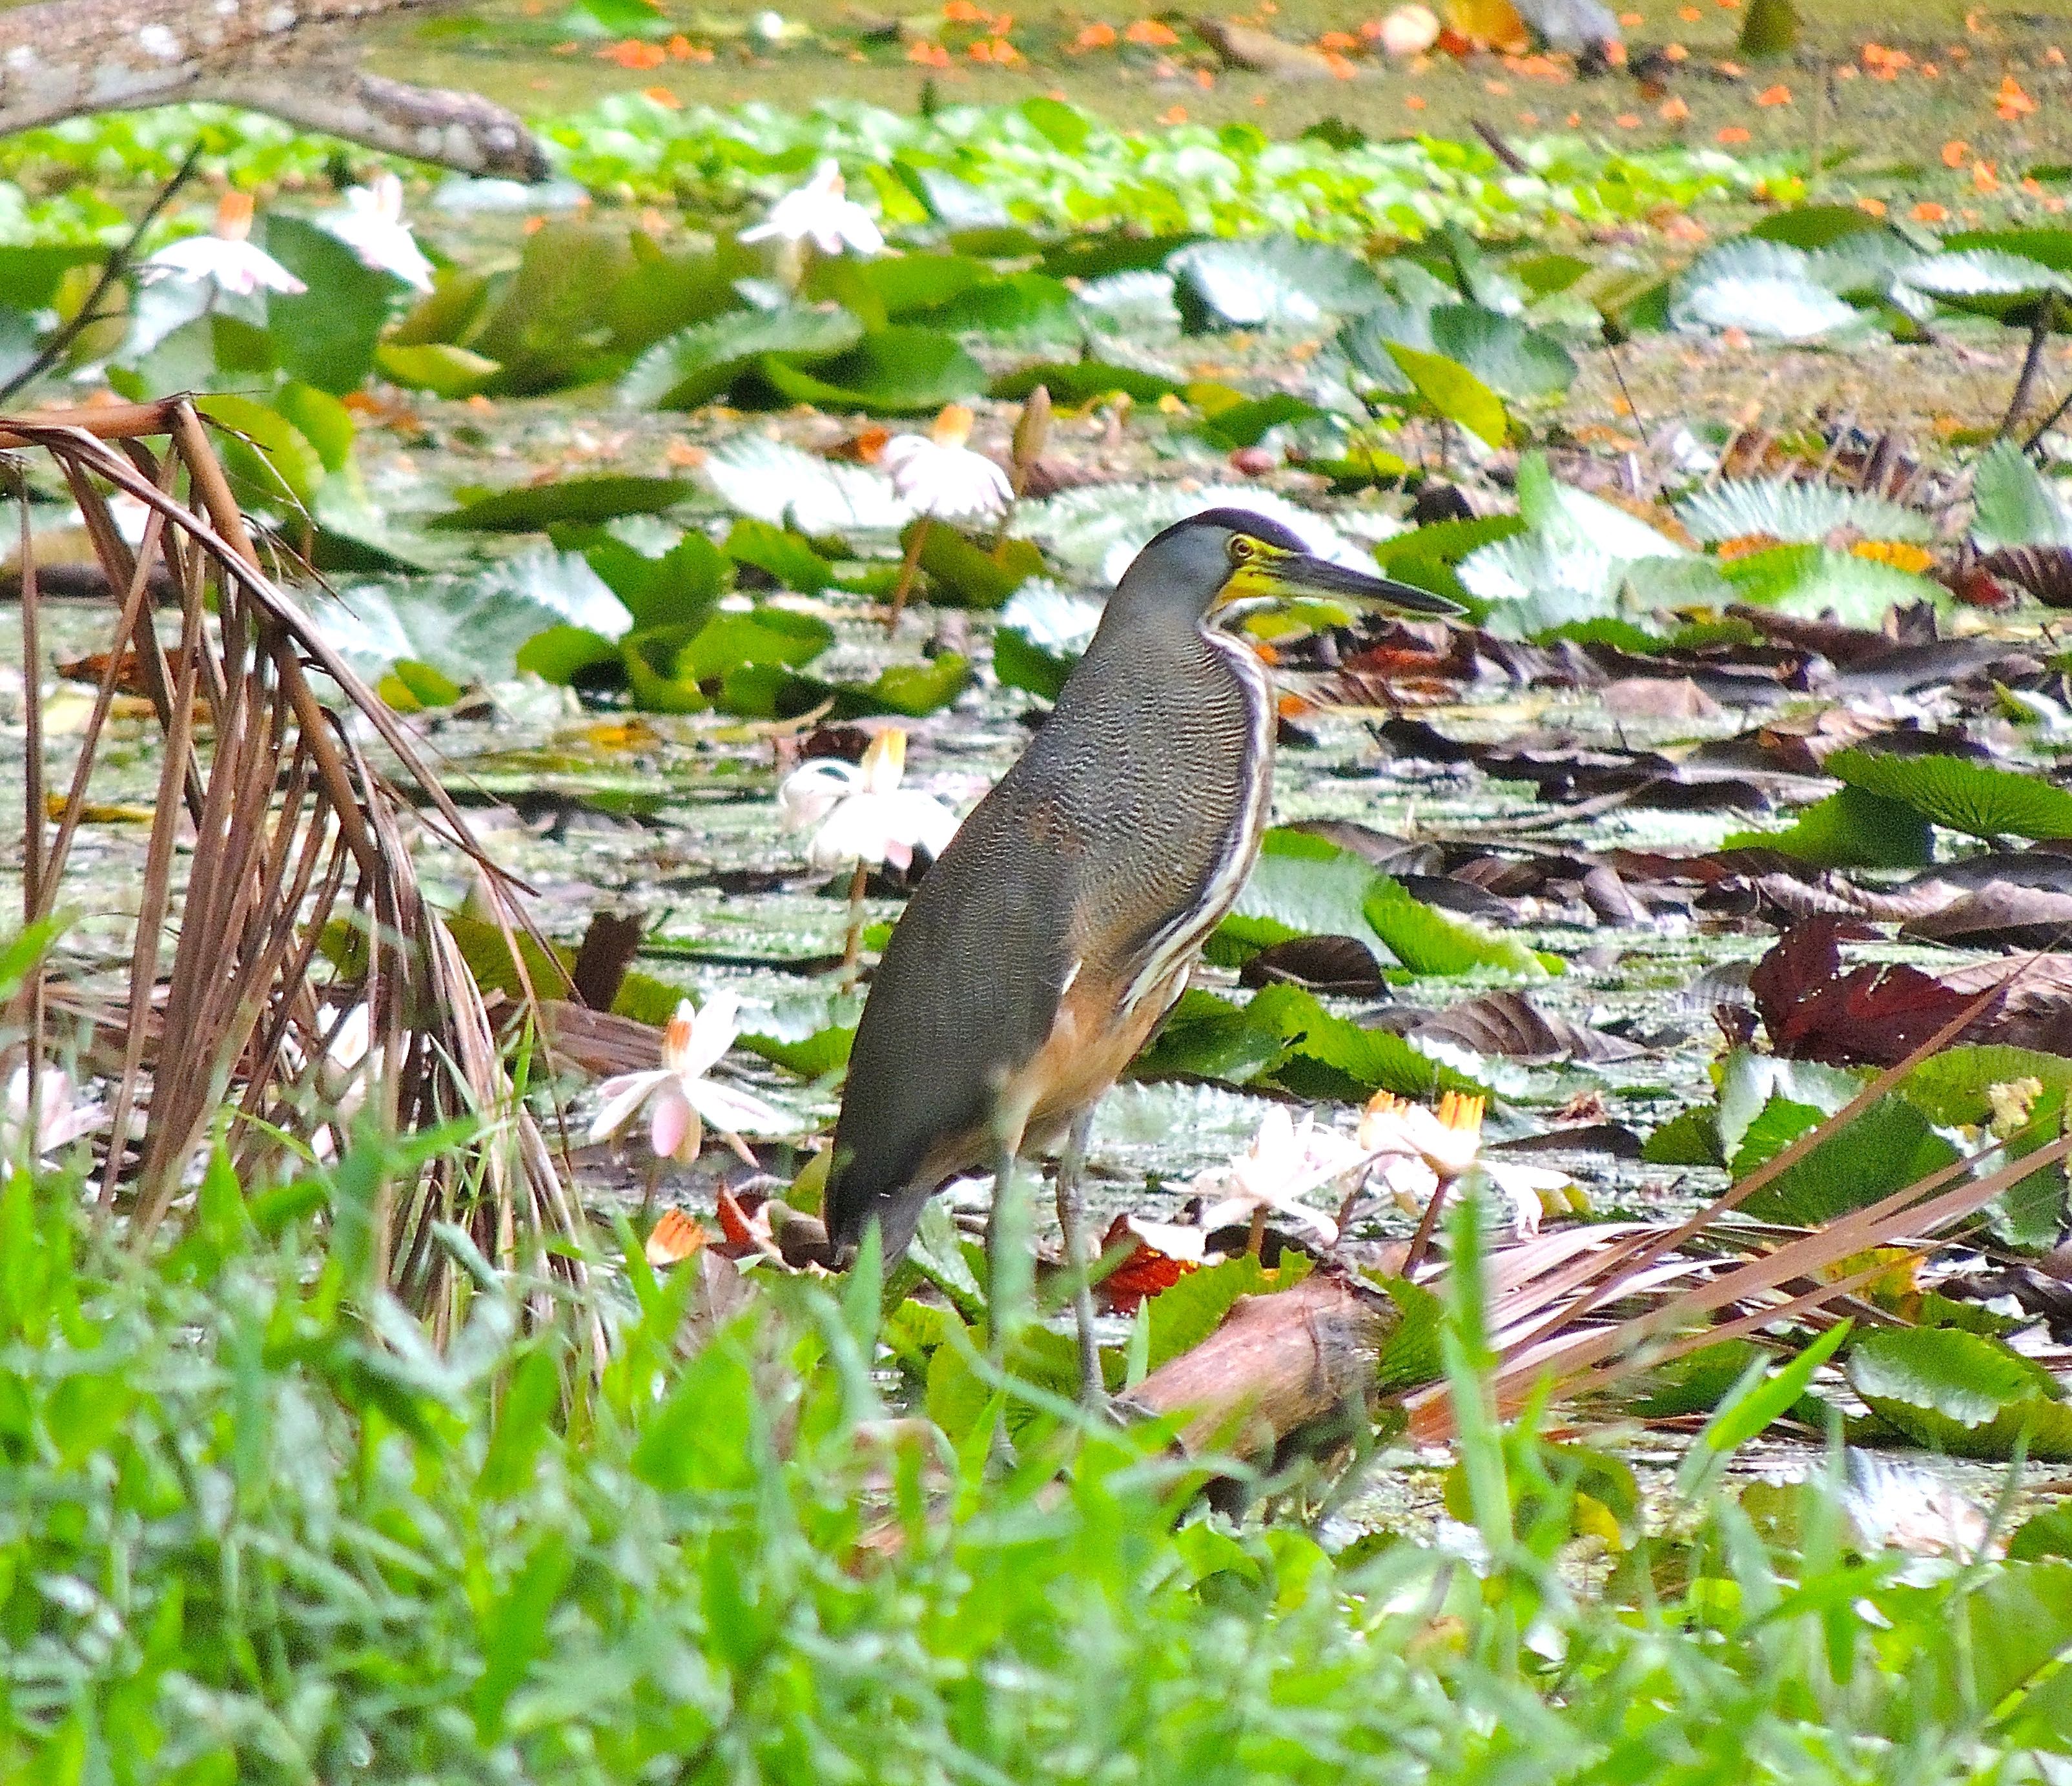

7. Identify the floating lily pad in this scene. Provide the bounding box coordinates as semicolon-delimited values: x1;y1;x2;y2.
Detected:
619;305;864;410
1829;749;2072;841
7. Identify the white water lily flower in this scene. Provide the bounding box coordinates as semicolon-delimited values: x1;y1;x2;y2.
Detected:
777;728;960;873
1188;1105;1364;1246
1359;1089;1485;1179
1;1066;105;1163
140;191;306;298
310;1002;378;1164
318;173;435;292
740;158;885;257
881;405;1012;521
590;991;789;1164
1359;1089;1569;1239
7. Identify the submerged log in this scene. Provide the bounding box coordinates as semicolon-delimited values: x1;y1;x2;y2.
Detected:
1123;1269;1400;1463
0;0;547;178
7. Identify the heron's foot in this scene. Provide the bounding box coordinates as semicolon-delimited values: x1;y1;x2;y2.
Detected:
1077;1382;1125;1428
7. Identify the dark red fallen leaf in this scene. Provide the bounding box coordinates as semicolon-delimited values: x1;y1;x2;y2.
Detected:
1749;917;1977;1066
1981;545;2072;609
1096;1213;1198;1313
1397;989;1646;1064
715;1184;760;1254
1239;934;1384;996
1902;881;2072;951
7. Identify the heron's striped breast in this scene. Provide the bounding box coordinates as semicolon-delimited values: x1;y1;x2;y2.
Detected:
1118;627;1276;1016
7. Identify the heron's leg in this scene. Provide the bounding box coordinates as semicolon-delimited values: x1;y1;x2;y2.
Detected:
985;1104;1032;1375
1055;1108;1104;1410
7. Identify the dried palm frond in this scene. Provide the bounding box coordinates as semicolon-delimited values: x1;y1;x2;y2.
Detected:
4;398;590;1351
1400;975;2049;1441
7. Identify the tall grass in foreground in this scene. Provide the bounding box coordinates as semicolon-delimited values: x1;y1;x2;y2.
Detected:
1;1143;2069;1785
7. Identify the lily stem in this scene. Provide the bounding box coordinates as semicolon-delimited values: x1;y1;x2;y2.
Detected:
885;517;930;634
840;859;869;989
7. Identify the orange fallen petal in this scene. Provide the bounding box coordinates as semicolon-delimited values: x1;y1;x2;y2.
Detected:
1942;139;1970;167
1754;81;1790;105
1614;111;1641;128
644;1208;710;1266
1851;540;1934;575
641;84;682;107
600;37;668;68
1856;196;1887;216
1911;200;1948;223
1659;93;1690;122
1158;103;1188;123
1072;20;1116;47
1125;17;1179;45
1716;123;1751;144
1665;40;1688;59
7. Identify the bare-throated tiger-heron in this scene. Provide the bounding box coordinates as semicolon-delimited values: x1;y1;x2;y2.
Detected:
826;508;1463;1401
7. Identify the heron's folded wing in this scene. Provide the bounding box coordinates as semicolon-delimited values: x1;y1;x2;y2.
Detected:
826;799;1076;1254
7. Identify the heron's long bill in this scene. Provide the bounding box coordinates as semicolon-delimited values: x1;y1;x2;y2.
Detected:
1213;540;1464;619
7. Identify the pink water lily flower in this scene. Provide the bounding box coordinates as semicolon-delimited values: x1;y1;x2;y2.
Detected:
140;191;306;298
590;992;789;1164
777;728;960;873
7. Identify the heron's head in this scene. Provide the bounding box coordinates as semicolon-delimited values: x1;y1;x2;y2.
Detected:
1108;506;1464;633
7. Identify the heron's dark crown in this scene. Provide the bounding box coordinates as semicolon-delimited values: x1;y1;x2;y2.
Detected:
1103;507;1308;632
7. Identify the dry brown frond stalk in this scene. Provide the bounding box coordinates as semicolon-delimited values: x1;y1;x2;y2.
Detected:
4;398;590;1351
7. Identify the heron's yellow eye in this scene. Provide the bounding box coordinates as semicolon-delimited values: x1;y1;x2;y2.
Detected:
1227;536;1256;564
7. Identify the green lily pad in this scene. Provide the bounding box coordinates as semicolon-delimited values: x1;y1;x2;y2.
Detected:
1850;1328;2072;1461
431;475;700;533
376;342;501;398
756;327;987;415
1364;877;1554;980
619;305;864;411
1829;749;2072;841
1723;784;1935;869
